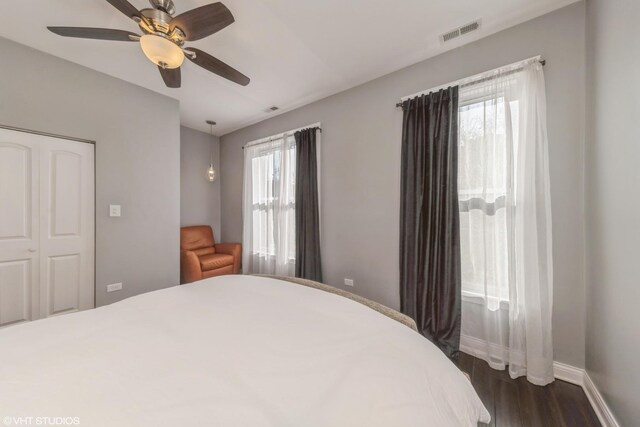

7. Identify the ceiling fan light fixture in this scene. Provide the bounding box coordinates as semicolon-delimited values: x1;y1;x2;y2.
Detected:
140;34;184;69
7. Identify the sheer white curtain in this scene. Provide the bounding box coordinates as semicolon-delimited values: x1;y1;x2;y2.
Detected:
242;135;296;276
458;58;554;385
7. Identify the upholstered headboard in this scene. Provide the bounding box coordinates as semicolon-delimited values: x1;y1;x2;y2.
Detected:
255;275;418;332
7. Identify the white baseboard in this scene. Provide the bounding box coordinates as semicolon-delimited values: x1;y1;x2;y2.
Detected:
552;360;585;386
460;334;619;427
460;334;508;363
583;372;620;427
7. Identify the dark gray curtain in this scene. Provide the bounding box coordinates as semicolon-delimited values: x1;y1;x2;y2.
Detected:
294;128;323;282
399;87;461;358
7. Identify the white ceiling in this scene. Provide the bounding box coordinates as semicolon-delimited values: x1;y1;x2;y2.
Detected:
0;0;577;135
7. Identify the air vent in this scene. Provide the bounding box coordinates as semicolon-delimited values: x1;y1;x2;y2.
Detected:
268;106;279;112
442;28;460;42
441;19;481;43
459;21;480;35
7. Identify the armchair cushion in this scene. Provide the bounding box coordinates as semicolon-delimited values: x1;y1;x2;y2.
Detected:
180;226;214;251
193;247;215;257
200;253;234;271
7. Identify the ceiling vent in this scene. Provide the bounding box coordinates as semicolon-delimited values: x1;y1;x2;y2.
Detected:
267;106;279;112
441;19;481;43
441;28;460;43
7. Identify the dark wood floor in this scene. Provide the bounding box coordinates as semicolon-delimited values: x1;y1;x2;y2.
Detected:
455;353;601;427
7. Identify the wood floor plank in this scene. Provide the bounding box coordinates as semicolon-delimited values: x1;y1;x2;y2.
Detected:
486;365;513;383
472;357;496;427
552;380;601;427
494;377;523;426
457;351;475;378
517;377;566;427
463;353;600;427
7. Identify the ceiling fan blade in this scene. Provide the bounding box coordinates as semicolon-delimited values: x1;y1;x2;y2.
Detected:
158;66;181;88
48;27;139;41
185;48;249;86
170;3;234;41
105;0;142;20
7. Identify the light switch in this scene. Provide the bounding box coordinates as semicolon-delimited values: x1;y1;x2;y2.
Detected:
109;205;121;217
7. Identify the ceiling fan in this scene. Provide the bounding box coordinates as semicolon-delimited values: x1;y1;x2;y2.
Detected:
47;0;250;88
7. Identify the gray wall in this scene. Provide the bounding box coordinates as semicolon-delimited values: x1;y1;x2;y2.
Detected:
180;126;221;235
585;0;640;424
220;3;587;368
0;37;181;307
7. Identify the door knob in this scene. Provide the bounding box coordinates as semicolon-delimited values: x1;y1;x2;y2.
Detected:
28;248;37;253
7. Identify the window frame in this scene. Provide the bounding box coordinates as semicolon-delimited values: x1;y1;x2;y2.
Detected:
457;92;517;306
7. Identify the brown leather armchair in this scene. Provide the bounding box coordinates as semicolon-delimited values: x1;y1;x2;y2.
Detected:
180;226;242;284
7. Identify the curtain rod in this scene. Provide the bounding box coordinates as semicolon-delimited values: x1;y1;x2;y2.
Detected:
242;123;321;150
395;58;546;108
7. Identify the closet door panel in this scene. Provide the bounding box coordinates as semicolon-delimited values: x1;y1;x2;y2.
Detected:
47;255;80;316
50;151;82;237
0;259;31;327
39;137;94;317
0;133;40;324
0;143;32;240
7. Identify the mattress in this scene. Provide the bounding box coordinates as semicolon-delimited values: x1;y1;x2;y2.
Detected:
0;275;490;426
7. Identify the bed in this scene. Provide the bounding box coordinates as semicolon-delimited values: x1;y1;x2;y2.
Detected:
0;275;490;426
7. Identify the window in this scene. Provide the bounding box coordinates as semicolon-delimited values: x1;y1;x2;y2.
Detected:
458;92;519;305
242;134;297;276
249;138;296;259
454;58;554;377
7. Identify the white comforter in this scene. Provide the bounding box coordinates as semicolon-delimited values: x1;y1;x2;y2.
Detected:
0;275;490;426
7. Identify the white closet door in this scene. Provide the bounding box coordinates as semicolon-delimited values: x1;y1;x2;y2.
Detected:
0;128;94;324
0;135;39;327
39;136;94;317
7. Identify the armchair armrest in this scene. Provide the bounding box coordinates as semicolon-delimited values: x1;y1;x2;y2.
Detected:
215;243;242;274
181;250;202;284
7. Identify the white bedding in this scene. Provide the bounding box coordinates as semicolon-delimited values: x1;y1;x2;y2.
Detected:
0;275;490;426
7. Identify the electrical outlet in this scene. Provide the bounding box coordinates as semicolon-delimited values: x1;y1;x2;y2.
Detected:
344;278;354;287
109;205;121;217
106;282;123;293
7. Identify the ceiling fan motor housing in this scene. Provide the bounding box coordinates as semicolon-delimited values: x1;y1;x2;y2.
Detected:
149;0;176;15
139;6;185;44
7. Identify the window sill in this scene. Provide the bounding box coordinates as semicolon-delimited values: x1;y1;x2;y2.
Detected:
462;290;510;310
248;253;295;263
